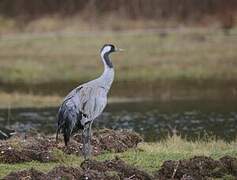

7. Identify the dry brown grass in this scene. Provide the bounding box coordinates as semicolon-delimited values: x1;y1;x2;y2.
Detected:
0;91;61;108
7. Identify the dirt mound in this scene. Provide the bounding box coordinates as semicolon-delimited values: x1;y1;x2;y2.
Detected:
0;136;59;163
81;157;153;179
3;158;152;180
47;166;83;179
0;147;55;163
220;155;237;176
58;129;142;156
3;168;46;180
0;129;142;163
73;129;143;154
3;155;237;179
154;155;237;179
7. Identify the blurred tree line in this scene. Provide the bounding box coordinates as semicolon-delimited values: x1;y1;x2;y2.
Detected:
0;0;236;21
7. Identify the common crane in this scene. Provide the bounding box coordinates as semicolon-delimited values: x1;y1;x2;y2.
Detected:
56;44;123;159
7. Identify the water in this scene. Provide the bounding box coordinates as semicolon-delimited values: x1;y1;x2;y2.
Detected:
0;100;236;142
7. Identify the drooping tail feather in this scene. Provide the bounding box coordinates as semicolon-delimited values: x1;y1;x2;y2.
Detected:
57;102;82;146
56;110;71;146
62;120;71;146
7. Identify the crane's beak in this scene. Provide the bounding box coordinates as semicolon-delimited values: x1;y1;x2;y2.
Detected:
115;47;125;52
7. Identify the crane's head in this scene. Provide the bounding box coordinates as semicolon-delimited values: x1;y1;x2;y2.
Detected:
100;44;124;56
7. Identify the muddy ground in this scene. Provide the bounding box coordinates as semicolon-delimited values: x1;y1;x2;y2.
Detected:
3;156;237;180
3;157;152;180
0;129;142;163
154;155;237;179
1;130;237;179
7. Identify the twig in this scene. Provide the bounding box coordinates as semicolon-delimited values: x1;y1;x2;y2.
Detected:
172;160;180;178
22;176;31;180
127;174;136;179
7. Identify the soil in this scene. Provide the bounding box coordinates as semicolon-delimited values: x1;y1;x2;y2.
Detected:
3;168;46;180
2;154;237;180
74;129;143;154
0;129;142;163
3;158;152;180
80;157;152;180
1;130;237;179
4;156;237;180
154;155;237;179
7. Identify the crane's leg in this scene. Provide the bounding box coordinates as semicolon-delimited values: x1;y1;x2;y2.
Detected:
82;121;92;160
89;120;93;140
56;128;59;143
88;120;93;154
56;125;61;143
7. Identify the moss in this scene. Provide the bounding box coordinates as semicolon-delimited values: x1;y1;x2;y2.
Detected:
221;174;236;180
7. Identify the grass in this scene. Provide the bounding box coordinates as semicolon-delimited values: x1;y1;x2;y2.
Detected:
0;91;61;108
0;27;237;84
0;91;146;108
98;135;237;172
0;135;236;178
0;27;236;107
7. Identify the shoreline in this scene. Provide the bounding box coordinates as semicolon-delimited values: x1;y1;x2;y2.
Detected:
0;78;237;108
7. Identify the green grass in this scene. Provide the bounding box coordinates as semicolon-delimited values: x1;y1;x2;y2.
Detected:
0;27;237;84
0;162;59;178
1;135;236;178
97;135;237;172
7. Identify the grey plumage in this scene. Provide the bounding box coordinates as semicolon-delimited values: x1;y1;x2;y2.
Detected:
56;44;122;159
56;83;108;145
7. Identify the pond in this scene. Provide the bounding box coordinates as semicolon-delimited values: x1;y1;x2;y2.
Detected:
0;100;236;142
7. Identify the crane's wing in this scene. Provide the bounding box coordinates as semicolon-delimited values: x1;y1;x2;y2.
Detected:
57;86;83;145
57;85;107;145
77;85;107;125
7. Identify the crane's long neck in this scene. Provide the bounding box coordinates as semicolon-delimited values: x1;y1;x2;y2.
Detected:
99;52;114;89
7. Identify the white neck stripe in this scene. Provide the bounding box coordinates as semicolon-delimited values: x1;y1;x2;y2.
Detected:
100;46;111;57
